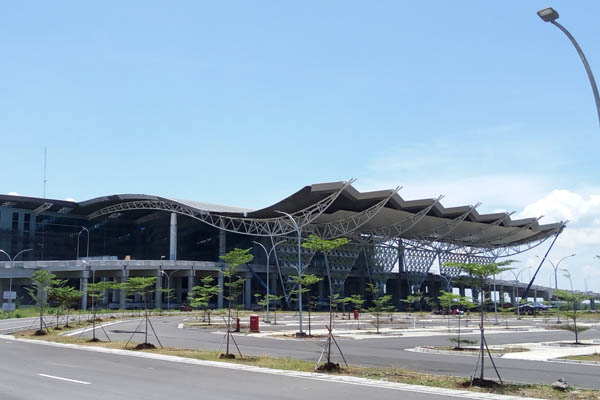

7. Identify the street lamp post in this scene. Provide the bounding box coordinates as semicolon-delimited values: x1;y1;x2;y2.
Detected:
439;275;453;292
252;239;285;323
537;253;575;323
0;248;33;317
508;267;530;320
275;210;305;336
537;7;600;127
159;268;181;312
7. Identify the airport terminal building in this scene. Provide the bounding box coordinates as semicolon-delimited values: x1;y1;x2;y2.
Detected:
0;181;567;310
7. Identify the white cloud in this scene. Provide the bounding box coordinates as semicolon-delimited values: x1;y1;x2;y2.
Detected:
7;192;19;196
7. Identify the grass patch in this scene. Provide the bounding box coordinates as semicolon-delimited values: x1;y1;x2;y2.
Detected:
563;353;600;362
424;346;528;354
13;326;599;399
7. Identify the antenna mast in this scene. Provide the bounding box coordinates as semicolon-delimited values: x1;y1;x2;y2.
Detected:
43;146;47;198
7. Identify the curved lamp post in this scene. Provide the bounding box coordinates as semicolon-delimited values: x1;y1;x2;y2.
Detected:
252;239;285;323
537;7;600;127
159;268;181;312
76;227;90;259
537;253;575;323
275;210;305;336
0;248;32;317
508;267;530;320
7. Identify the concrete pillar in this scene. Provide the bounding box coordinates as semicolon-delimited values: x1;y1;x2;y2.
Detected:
169;213;177;260
187;269;195;303
218;227;226;309
217;271;224;309
270;272;278;296
472;288;479;303
120;268;129;310
590;298;596;310
155;271;162;309
245;273;252;309
80;270;89;311
112;277;119;303
102;277;109;307
459;285;466;297
175;276;183;304
318;278;325;300
534;288;538;303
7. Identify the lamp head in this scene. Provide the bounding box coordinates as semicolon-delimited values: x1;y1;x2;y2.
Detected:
537;7;559;22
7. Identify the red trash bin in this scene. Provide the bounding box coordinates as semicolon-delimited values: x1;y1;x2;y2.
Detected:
249;315;260;332
353;310;359;320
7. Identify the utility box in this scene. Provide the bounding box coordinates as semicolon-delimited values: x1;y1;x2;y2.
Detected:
353;310;359;320
249;315;259;332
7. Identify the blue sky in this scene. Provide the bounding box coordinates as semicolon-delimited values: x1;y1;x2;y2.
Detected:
1;1;599;291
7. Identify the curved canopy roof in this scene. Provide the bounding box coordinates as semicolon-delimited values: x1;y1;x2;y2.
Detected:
1;180;564;251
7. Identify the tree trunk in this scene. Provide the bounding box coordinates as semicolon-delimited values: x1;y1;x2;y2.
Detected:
480;289;485;381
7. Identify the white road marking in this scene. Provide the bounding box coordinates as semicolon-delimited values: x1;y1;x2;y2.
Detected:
37;374;91;385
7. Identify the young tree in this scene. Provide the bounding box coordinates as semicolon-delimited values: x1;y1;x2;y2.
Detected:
267;294;284;324
188;276;220;324
438;291;463;328
365;283;393;334
26;270;60;335
555;289;590;344
220;248;253;358
290;274;322;336
87;281;119;341
123;276;159;347
301;234;349;368
444;260;514;383
49;285;81;329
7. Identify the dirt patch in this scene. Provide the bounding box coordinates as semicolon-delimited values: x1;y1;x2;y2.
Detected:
33;330;47;336
316;362;341;372
134;343;156;350
462;378;503;389
219;353;236;359
87;338;102;343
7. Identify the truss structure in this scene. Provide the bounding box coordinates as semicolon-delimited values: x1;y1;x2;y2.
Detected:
306;187;400;239
89;180;354;237
80;179;564;292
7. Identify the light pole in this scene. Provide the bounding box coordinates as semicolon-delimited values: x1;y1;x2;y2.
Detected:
76;227;90;259
537;253;575;323
537;7;600;127
508;267;530;320
159;268;181;312
439;275;453;292
0;248;32;317
275;210;305;336
252;239;285;323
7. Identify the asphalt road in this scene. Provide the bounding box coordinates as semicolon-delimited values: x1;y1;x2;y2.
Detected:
81;314;600;389
0;339;462;400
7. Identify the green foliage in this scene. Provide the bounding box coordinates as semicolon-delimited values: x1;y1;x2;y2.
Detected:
27;270;61;334
555;288;592;343
290;274;322;297
301;234;350;254
438;291;463;311
189;276;220;324
444;260;515;288
366;283;394;334
344;294;365;310
220;248;254;269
